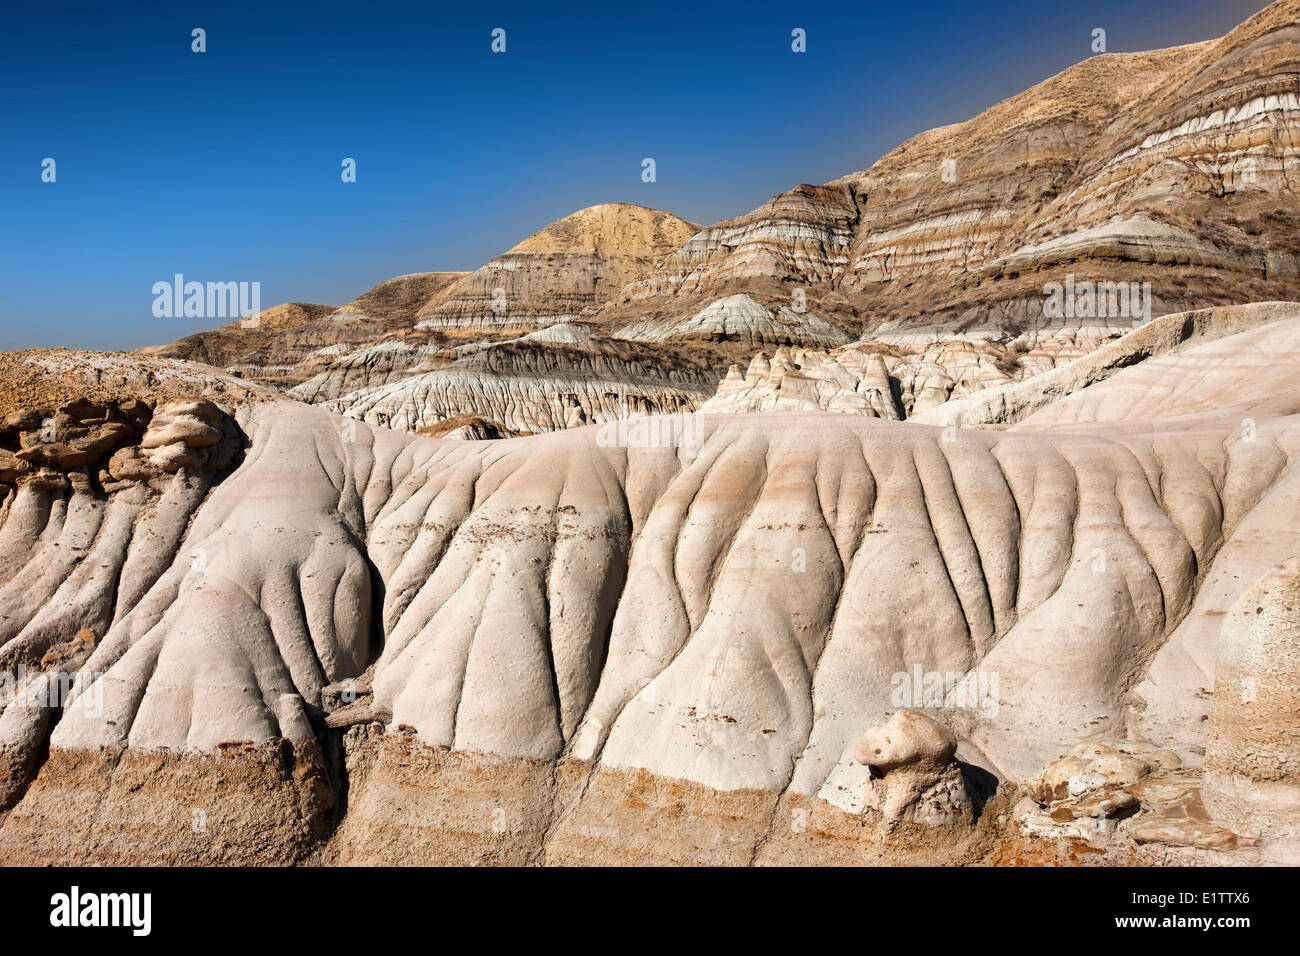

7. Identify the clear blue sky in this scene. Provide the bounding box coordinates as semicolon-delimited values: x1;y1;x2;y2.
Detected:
0;0;1268;351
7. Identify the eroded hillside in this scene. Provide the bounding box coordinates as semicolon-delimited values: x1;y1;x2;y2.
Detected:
1;305;1298;864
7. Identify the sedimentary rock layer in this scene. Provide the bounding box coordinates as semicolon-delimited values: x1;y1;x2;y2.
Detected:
417;204;699;331
141;273;468;387
1;306;1298;862
320;336;720;435
597;1;1300;336
700;320;1142;420
912;301;1300;428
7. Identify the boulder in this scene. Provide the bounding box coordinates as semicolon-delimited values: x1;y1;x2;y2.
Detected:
1034;740;1178;803
853;710;972;825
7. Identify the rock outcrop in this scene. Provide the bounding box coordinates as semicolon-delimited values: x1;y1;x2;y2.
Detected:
139;3;1300;442
8;3;1300;868
853;711;973;825
700;321;1141;420
140;273;468;387
1202;557;1300;857
1015;740;1245;852
614;293;854;349
416;204;699;332
329;272;472;325
288;339;454;404
320;335;719;435
913;301;1300;429
138;302;340;387
142;206;716;433
0;349;279;420
2;303;1300;863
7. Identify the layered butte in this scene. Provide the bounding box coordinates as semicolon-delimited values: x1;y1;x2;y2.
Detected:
598;0;1300;337
415;203;700;332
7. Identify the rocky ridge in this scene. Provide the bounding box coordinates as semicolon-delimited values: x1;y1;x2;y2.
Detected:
140;273;469;389
415;204;700;332
316;332;721;435
596;1;1300;338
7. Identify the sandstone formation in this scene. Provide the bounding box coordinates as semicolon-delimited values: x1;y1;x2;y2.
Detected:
700;320;1140;420
319;334;720;436
1014;739;1255;854
853;710;973;825
330;271;472;325
597;184;863;337
288;339;455;404
614;293;854;349
140;302;338;387
0;349;279;420
140;206;734;436
1202;557;1300;858
141;274;469;388
1;299;1299;863
287;324;627;407
416;415;520;441
914;301;1300;429
415;204;699;332
138;2;1300;444
5;3;1300;868
137;301;339;378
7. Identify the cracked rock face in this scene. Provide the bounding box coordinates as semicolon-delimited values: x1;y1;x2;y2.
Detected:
0;396;243;491
1034;741;1180;804
1017;742;1248;854
137;401;242;474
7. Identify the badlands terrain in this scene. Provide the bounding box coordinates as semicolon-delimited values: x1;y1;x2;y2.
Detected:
1;1;1299;865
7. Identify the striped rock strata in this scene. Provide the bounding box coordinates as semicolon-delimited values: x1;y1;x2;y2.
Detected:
597;1;1300;337
415;204;699;332
700;321;1140;420
318;333;720;436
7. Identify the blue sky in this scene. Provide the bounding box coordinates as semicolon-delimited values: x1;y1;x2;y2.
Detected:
0;0;1268;351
